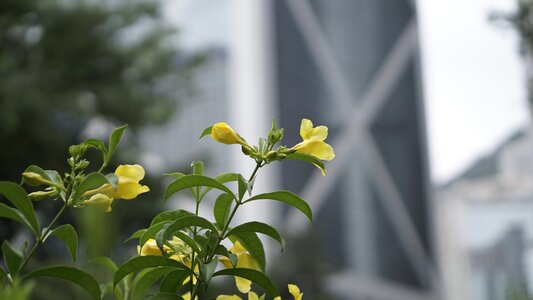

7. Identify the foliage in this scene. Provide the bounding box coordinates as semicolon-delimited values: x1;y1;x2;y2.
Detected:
0;118;335;299
0;0;200;182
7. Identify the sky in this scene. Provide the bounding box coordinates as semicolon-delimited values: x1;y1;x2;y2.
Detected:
164;0;530;185
417;0;530;184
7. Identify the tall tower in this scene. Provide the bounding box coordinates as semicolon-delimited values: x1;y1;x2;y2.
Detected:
147;1;436;298
274;1;437;299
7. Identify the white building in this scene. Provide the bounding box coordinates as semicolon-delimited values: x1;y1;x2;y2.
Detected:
437;129;533;300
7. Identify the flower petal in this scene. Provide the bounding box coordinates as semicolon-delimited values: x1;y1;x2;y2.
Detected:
235;276;253;294
219;256;233;269
248;292;259;300
84;193;114;212
309;125;328;141
217;295;243;300
293;140;335;161
138;239;166;256
299;118;313;140
237;253;260;270
230;240;248;255
288;284;303;300
115;164;145;182
211;122;243;145
116;183;150;200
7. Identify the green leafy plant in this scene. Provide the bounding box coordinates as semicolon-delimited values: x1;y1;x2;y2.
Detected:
0;118;335;299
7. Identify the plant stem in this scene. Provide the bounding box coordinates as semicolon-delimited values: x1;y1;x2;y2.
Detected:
191;281;200;299
207;161;262;263
248;162;262;183
18;202;69;273
190;201;200;297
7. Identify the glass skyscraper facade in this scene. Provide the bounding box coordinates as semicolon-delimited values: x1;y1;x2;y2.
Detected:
273;1;434;299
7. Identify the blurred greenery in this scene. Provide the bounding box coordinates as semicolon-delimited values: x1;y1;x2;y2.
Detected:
0;0;201;268
491;0;533;107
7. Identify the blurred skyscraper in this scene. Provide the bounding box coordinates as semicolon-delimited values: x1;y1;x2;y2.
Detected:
144;1;436;299
273;1;435;299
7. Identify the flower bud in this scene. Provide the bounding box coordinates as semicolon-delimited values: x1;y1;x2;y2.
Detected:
69;144;88;157
75;160;90;170
267;120;284;145
22;172;55;187
83;193;114;212
28;188;58;201
211;122;246;145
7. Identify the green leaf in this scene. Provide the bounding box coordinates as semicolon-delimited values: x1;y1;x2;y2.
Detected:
199;259;218;286
286;152;326;175
0;182;40;237
45;170;65;199
44;170;62;183
199;172;239;199
71;173;111;203
88;256;118;273
173;231;201;254
140;222;170;247
227;222;285;252
83;138;107;160
49;224;78;262
106;125;128;164
131;267;174;300
159;270;189;293
23;266;101;300
151;210;194;226
213;193;234;228
0;203;29;229
199;126;212;139
213;268;280;297
194;235;208;258
150;293;184;300
2;241;23;276
125;229;147;243
0;265;6;283
164;172;185;180
237;174;247;200
155;216;217;251
244;191;312;222
164;175;235;202
229;232;265;271
114;256;193;287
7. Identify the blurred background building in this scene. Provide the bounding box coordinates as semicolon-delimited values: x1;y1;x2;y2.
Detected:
141;1;436;299
437;129;533;300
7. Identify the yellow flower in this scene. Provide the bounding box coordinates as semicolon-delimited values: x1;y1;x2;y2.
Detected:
216;295;242;300
248;292;265;300
288;284;303;300
291;118;335;161
137;239;169;256
86;164;150;200
211;122;247;145
182;292;198;300
219;241;261;293
84;193;114;212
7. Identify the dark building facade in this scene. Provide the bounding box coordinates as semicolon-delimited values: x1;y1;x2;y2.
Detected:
273;1;435;299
